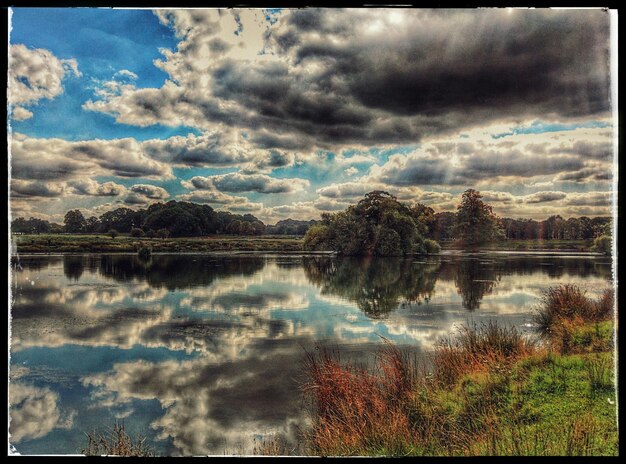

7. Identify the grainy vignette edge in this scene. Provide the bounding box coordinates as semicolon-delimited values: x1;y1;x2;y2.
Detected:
3;5;621;456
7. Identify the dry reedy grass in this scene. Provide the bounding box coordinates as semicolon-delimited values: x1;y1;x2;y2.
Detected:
81;420;153;457
533;285;615;353
432;321;536;388
301;342;419;455
301;326;536;456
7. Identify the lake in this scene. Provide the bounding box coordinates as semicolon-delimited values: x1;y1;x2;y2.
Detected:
8;252;613;456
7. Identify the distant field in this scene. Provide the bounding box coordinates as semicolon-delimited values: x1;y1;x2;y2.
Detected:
11;234;597;254
441;239;594;252
11;233;305;254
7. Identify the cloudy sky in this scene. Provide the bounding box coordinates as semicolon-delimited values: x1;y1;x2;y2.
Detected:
8;8;616;224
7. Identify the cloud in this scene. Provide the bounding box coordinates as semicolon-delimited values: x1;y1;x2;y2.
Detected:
564;191;611;207
183;172;309;194
11;133;172;181
124;184;169;205
9;382;73;443
11;179;65;198
84;9;611;154
9;44;81;120
115;69;138;80
523;191;568;204
177;190;263;213
67;179;128;197
344;167;358;176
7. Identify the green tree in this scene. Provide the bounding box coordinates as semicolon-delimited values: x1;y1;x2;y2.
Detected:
303;191;436;256
108;229;119;239
454;189;503;246
64;210;86;233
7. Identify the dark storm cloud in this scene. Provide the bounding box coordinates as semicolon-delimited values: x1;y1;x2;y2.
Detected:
269;8;611;128
554;140;613;160
88;9;611;151
555;166;611;182
462;150;585;179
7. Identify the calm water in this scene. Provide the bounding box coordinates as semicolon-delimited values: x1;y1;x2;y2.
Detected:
9;252;613;455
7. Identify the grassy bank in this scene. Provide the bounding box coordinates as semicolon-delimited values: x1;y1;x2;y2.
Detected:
12;234;598;255
11;233;304;254
301;285;617;456
441;239;594;252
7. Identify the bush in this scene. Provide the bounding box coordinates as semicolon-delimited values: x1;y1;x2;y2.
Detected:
108;229;119;239
303;224;331;251
423;239;441;254
592;235;611;255
146;229;157;239
137;246;152;261
157;228;170;239
130;227;145;238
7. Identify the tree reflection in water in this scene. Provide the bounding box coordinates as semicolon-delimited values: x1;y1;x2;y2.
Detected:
302;256;441;318
452;257;501;311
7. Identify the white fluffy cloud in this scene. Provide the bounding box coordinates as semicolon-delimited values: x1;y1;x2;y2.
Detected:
9;382;74;443
9;44;81;120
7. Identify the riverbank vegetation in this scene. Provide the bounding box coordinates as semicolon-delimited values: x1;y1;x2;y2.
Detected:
300;284;617;456
303;191;435;256
11;233;305;254
11;191;611;250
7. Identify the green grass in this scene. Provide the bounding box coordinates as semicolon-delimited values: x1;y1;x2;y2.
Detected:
441;239;594;252
301;285;617;456
11;233;305;253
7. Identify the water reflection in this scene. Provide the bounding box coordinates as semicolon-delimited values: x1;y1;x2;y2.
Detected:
303;257;439;318
9;253;613;455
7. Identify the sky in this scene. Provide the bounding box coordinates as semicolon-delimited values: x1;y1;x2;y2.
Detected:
7;8;616;224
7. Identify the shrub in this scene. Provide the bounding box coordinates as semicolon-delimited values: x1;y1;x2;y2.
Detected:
423;239;441;254
108;229;119;239
157;228;170;239
146;229;157;238
137;246;152;261
591;235;611;256
130;227;145;238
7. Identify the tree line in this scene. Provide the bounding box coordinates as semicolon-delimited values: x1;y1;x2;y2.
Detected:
11;190;611;245
12;201;266;238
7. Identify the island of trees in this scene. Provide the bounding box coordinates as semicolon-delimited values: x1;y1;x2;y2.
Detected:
11;189;612;255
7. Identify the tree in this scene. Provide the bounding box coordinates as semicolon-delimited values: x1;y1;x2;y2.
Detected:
157;228;170;239
454;189;503;246
64;210;86;233
303;191;436;256
85;216;100;234
108;229;119;239
130;227;145;238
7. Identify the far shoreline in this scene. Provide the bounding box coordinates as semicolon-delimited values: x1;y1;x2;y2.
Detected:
9;233;603;257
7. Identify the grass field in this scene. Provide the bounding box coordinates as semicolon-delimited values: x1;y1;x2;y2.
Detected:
11;233;305;254
441;239;594;252
11;234;597;254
